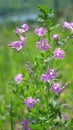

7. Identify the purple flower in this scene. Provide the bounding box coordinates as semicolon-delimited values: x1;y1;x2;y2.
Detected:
20;119;29;126
62;114;69;121
36;38;50;51
15;27;25;34
70;22;73;28
14;73;23;84
47;68;57;80
63;21;71;29
10;37;26;51
63;21;73;33
53;34;59;40
53;48;65;59
20;36;26;46
35;27;46;37
21;23;29;32
40;73;49;83
24;97;36;108
50;82;62;95
40;68;57;82
20;119;31;130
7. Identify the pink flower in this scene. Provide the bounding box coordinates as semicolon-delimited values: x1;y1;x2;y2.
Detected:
62;114;69;121
40;68;57;82
14;74;23;84
53;34;59;40
24;97;36;108
10;37;26;51
21;23;29;32
36;38;50;51
15;27;25;34
50;82;62;95
35;27;46;37
63;21;71;29
53;48;65;59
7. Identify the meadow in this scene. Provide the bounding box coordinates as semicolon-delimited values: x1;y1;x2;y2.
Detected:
0;14;73;129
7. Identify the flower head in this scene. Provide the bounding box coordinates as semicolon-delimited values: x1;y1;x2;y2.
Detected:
35;27;46;37
15;27;25;34
14;74;23;84
40;68;57;82
70;22;73;28
20;119;29;126
10;37;26;51
40;73;49;83
24;97;36;108
63;21;73;33
21;23;29;32
53;48;65;59
20;36;26;47
53;34;59;40
63;21;71;29
50;82;62;95
47;68;57;80
20;119;31;130
36;38;50;51
62;114;69;121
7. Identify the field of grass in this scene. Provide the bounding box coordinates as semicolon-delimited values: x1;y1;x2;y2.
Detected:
0;23;73;129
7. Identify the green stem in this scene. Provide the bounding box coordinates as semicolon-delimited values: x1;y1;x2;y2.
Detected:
45;20;51;42
10;99;14;130
47;27;51;42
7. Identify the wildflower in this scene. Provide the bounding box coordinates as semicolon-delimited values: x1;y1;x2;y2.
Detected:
35;27;46;36
53;34;59;40
20;119;31;130
40;68;57;82
14;74;23;84
70;22;73;28
24;97;36;108
10;37;26;51
53;48;65;59
40;73;49;83
21;23;29;32
15;27;25;34
50;82;62;95
36;38;50;51
20;36;26;47
47;68;57;80
63;21;71;29
62;114;69;121
20;119;29;127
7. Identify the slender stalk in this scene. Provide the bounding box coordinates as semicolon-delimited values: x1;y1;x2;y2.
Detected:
47;28;51;42
10;99;14;130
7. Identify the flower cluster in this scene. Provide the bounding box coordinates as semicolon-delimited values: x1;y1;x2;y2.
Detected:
20;119;31;130
53;34;59;41
14;73;23;84
50;82;62;95
63;21;73;33
53;48;65;59
36;38;50;51
35;27;46;37
40;68;57;83
15;23;29;34
34;27;51;51
24;97;36;108
10;23;29;51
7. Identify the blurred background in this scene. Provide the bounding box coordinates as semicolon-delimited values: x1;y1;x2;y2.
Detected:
0;0;73;90
0;0;73;25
